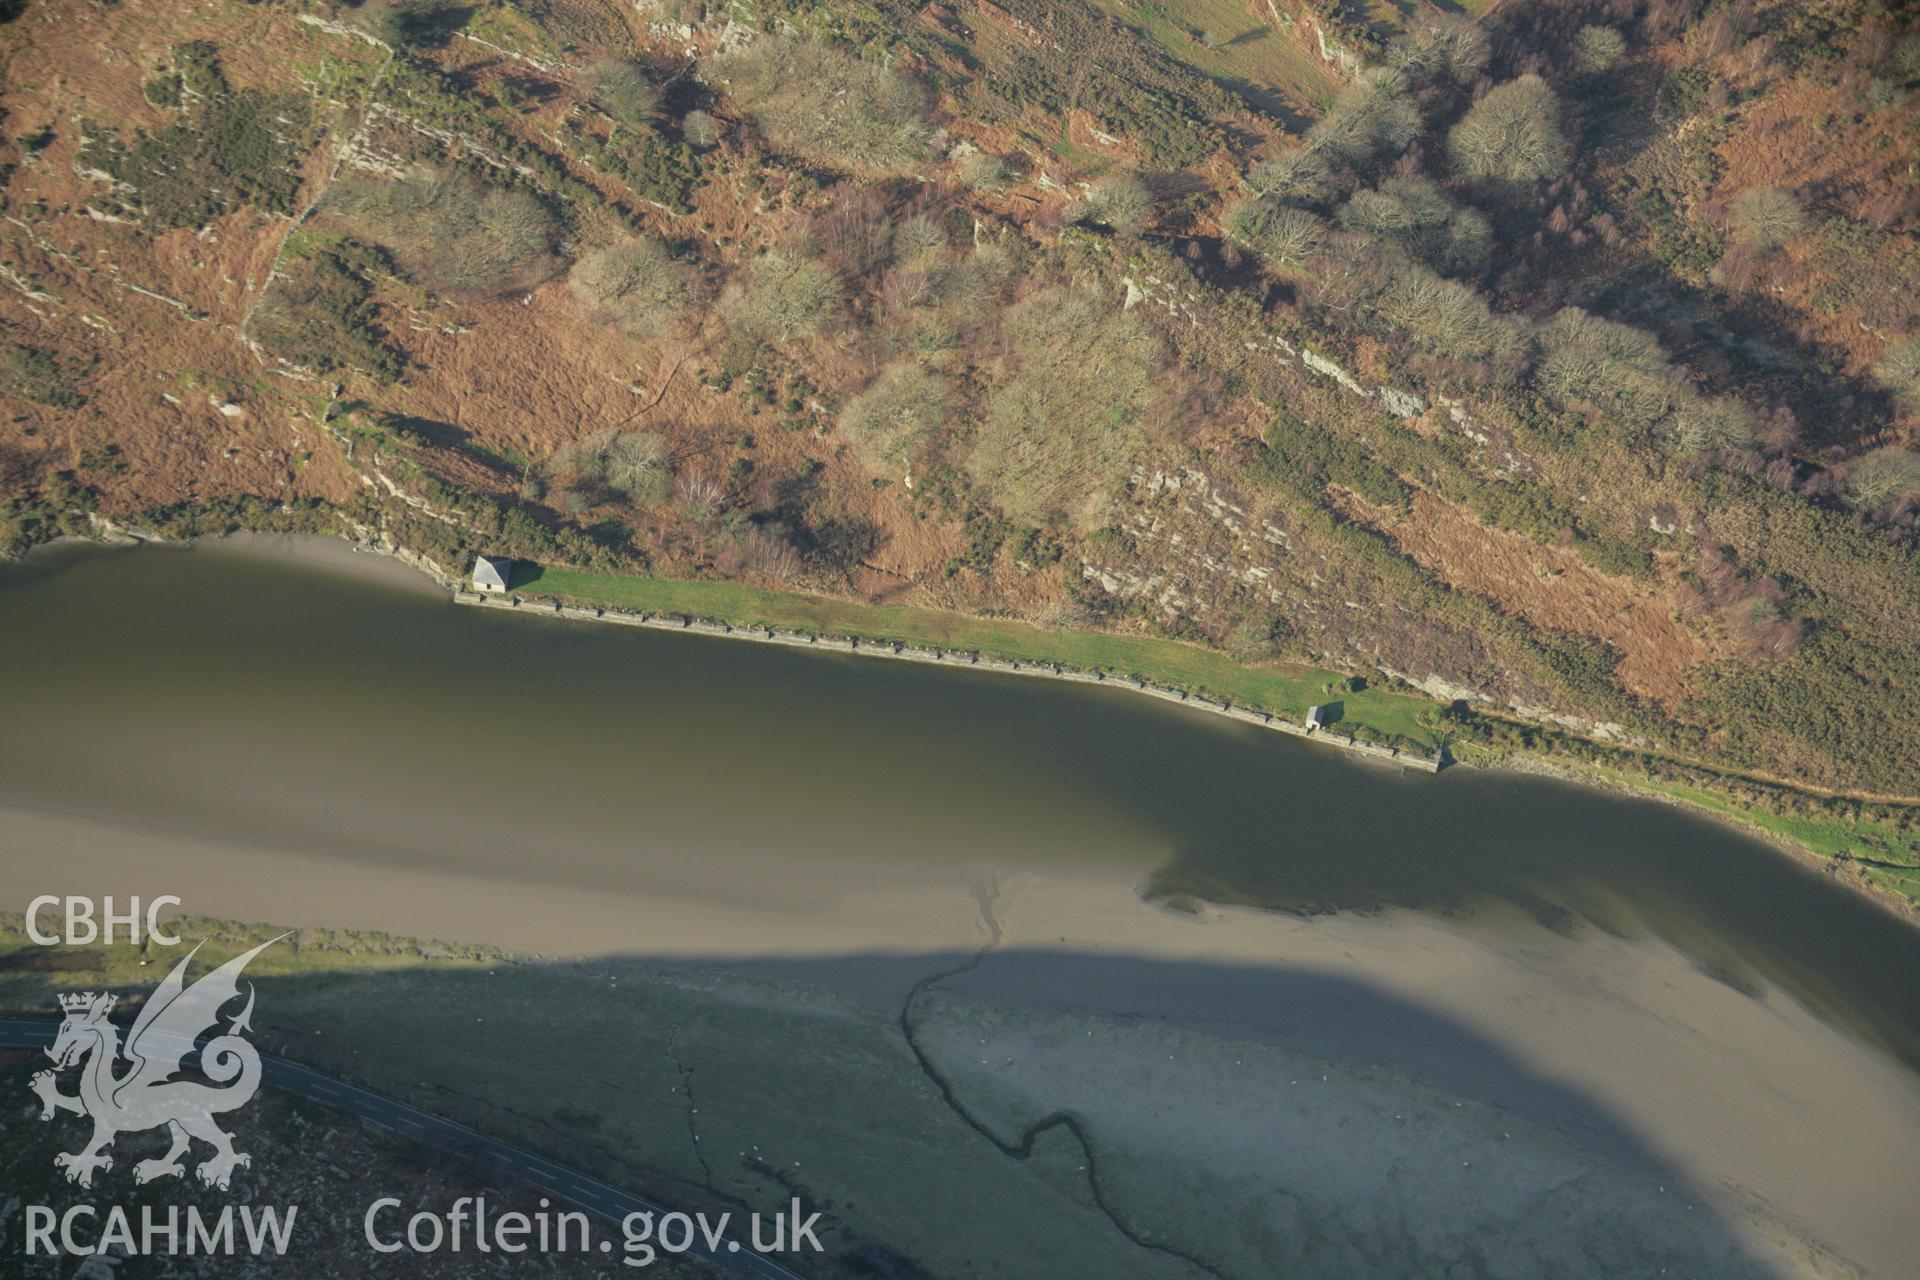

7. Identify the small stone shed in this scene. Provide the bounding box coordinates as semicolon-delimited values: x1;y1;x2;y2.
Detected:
471;555;513;593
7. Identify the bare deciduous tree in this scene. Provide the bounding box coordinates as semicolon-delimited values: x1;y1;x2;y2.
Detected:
582;60;663;128
1574;25;1627;72
1311;75;1424;164
713;36;932;174
1729;187;1806;252
1066;176;1153;238
1223;200;1326;274
1671;394;1758;453
568;237;696;338
966;286;1157;526
682;110;722;149
880;240;1015;354
1245;148;1330;204
1846;446;1920;508
1536;307;1676;427
1375;266;1513;361
1389;16;1488;86
1449;75;1568;183
955;146;1008;190
721;252;843;343
839;362;954;480
892;214;948;266
1871;338;1920;411
326;168;562;294
557;430;672;507
1338;175;1492;275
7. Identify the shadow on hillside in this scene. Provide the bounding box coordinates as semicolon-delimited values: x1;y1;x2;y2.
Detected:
1486;32;1903;452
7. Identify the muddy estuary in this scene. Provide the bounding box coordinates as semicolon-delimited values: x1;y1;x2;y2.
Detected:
2;536;1917;1278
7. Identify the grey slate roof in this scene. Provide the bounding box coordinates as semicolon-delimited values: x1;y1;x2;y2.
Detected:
472;555;512;590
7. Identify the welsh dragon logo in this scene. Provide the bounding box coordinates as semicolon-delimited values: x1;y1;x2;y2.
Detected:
31;935;285;1190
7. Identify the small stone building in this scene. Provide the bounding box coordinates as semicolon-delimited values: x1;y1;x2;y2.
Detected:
1304;705;1327;731
471;555;512;593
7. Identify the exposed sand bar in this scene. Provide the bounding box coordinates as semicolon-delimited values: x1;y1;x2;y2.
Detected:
166;528;454;595
3;803;1916;1275
0;804;994;960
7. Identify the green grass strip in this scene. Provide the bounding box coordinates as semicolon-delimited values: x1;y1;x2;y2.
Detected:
519;564;1444;748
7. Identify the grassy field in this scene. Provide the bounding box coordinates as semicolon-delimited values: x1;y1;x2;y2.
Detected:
0;915;504;1012
1082;0;1341;120
1584;767;1920;902
516;564;1444;747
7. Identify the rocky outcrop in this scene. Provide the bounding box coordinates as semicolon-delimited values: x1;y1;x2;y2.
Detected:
1127;276;1465;437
